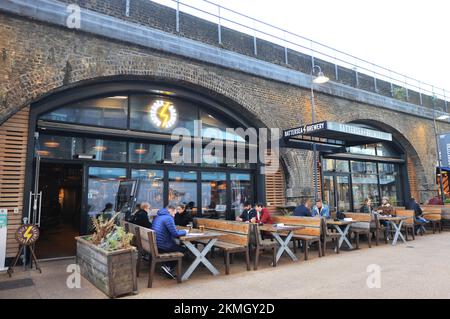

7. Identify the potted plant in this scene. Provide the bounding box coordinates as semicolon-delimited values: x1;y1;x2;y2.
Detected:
76;213;137;298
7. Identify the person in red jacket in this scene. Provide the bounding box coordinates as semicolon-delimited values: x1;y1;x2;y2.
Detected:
252;203;274;224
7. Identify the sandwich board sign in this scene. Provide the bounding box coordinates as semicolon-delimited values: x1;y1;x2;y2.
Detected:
0;208;7;272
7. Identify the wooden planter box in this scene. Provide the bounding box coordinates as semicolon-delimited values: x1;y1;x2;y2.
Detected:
76;236;138;298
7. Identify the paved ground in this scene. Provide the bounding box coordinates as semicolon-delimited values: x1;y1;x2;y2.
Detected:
1;232;450;299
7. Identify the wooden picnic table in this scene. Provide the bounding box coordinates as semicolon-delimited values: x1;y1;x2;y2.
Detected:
259;224;304;263
177;228;223;281
326;219;356;250
378;216;409;245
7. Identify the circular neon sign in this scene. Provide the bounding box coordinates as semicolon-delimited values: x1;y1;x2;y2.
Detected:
149;100;177;129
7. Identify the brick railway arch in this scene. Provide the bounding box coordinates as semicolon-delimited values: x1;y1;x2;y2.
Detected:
348;119;429;202
0;55;275;129
21;74;279;223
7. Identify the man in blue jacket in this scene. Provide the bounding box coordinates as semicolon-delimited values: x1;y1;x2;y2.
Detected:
152;205;188;279
293;198;312;217
311;199;330;219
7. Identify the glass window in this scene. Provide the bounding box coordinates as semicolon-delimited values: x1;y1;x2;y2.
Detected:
201;172;227;219
351;174;380;210
168;171;198;213
230;173;253;218
85;138;127;162
40;96;128;129
37;134;83;159
379;163;400;206
200;109;245;142
376;143;402;158
348;144;376;156
129;142;164;164
130;95;198;134
335;160;350;173
87;167;127;221
351;161;377;174
322;159;335;172
166;144;196;165
336;175;351;212
132;169;164;214
322;175;335;211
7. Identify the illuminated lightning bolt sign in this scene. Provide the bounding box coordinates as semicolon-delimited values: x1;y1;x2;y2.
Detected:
150;100;177;129
24;226;33;243
158;102;170;129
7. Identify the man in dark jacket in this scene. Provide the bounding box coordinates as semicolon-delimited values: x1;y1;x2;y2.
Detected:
293;198;312;217
130;202;152;229
235;201;256;222
175;204;194;226
152;205;187;279
406;197;429;234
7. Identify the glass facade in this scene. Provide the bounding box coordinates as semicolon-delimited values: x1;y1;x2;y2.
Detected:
230;173;253;218
322;141;404;212
36;92;256;225
41;96;128;129
131;169;164;214
168;171;198;213
201;172;227;219
87;167;127;219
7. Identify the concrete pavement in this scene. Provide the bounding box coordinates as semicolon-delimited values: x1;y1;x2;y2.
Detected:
1;232;450;299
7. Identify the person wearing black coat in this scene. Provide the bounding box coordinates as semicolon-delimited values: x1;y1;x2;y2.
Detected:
175;204;193;226
131;202;152;229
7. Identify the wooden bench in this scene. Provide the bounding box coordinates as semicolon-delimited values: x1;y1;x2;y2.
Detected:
343;213;372;249
195;218;251;275
420;206;443;233
271;216;322;260
394;209;415;240
321;219;341;255
251;224;277;270
126;222;183;288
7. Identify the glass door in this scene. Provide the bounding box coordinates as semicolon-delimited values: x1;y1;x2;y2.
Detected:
322;173;352;212
86;166;127;231
336;175;351;212
322;175;336;212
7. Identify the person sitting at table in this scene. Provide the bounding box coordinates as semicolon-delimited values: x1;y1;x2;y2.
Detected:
406;197;429;234
96;202;114;220
428;195;443;205
175;204;193;227
359;198;373;214
251;203;273;224
152;205;188;279
311;199;330;219
375;197;393;239
236;201;257;222
293;198;312;217
130;201;152;229
377;197;394;215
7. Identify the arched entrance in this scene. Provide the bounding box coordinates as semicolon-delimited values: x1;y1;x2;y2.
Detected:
321;122;410;212
24;79;262;259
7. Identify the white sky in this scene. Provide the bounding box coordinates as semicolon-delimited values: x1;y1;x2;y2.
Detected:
170;0;450;97
214;0;450;95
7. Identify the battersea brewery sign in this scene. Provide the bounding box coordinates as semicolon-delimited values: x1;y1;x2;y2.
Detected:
283;121;326;138
283;121;392;142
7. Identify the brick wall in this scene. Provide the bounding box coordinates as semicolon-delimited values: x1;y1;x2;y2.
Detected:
0;10;446;205
54;0;446;111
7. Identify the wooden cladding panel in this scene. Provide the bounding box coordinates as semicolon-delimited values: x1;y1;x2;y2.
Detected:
407;155;419;203
264;151;286;213
0;107;29;258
